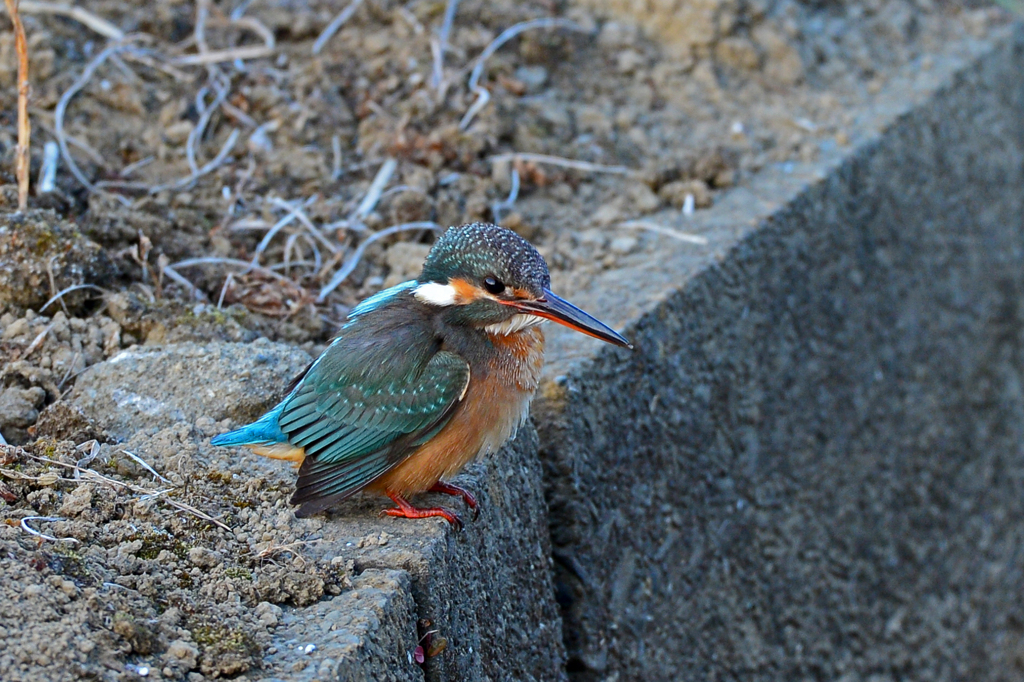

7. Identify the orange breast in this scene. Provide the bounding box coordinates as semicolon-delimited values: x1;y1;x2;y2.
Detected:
367;326;545;497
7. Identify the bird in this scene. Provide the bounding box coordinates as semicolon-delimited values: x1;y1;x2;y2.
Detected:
211;222;631;529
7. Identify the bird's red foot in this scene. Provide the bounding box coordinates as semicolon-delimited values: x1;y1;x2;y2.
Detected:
429;481;480;520
381;491;463;531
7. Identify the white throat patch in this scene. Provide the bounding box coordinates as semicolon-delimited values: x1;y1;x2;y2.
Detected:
484;314;545;336
413;282;457;306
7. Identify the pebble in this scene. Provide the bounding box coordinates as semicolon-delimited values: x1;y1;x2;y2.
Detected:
187;547;221;569
609;236;639;255
24;584;46;598
659;180;713;210
514;66;548;93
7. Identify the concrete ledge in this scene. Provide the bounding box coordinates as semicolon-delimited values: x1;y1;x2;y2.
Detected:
69;342;565;681
538;23;1024;680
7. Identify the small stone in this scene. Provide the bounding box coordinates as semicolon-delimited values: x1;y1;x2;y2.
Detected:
597;21;638;49
255;601;282;627
590;200;625;227
165;640;199;670
626;182;663;213
0;386;46;432
164;121;194;146
609;236;639;255
188;547;221;569
716;37;761;71
514;66;548;93
616;49;645;75
659;180;713;209
1;317;29;340
59;484;94;517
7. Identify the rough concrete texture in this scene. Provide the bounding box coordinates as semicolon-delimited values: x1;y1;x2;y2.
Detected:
536;23;1024;681
68;341;565;681
71;340;313;441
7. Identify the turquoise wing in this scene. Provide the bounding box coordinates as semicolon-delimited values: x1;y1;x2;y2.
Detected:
280;305;470;516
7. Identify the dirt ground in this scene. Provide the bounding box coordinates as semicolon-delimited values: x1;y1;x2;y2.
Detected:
0;0;1013;679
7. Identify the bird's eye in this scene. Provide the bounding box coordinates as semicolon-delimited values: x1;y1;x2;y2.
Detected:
483;276;505;295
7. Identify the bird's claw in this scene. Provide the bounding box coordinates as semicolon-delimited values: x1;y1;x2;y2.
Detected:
428;481;479;520
381;495;464;531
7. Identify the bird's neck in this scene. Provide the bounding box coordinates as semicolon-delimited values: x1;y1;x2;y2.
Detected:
483;325;545;393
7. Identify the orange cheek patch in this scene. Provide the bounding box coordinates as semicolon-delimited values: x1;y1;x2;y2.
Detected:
449;278;480;303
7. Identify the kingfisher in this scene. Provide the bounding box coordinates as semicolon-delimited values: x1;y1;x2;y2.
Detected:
212;222;631;528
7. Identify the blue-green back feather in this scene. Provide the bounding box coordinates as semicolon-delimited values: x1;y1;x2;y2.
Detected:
282;289;470;516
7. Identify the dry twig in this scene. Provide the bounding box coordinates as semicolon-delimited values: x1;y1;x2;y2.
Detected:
312;0;365;55
17;0;123;40
318;221;441;301
23;452;232;531
490;152;638;177
21;516;80;544
351;157;397;222
431;0;460;95
38;283;107;313
55;38;147;202
491;168;520;224
3;0;31;210
37;140;58;192
616;220;709;245
460;18;589;130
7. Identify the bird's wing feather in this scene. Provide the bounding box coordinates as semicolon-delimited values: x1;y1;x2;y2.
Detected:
280;305;470;514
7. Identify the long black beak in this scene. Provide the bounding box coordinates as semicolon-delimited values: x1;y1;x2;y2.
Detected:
513;288;632;349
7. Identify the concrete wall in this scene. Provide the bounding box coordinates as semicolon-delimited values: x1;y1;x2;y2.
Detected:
537;24;1024;681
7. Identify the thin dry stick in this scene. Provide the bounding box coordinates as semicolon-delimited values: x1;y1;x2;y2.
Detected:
21;516;80;544
489;152;638;176
38;283;107;313
459;18;589;130
251;196;314;263
4;0;30;210
119;449;172;484
171;44;274;66
491;168;520;224
312;0;365;55
431;0;460;93
22;321;53;358
318;221;441;301
25;452;232;531
268;196;340;254
616;220;709;245
148;128;239;193
351;157;397;221
18;1;124;40
55;39;145;201
37;139;58;192
160;264;206;300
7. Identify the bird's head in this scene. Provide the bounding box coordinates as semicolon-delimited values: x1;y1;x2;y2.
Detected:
415;223;631;348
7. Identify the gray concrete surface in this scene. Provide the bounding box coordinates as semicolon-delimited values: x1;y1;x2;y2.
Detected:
538;23;1024;681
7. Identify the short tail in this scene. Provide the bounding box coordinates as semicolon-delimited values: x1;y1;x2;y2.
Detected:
211;404;287;447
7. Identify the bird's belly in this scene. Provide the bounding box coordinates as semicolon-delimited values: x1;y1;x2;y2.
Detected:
367;327;544;497
366;380;533;496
